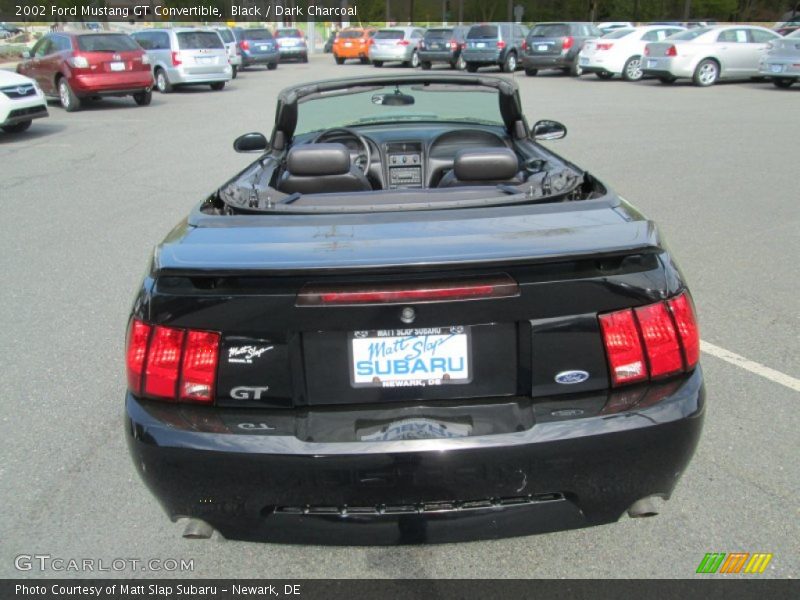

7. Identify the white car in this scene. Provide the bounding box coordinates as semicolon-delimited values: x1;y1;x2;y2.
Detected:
579;25;685;81
596;21;634;35
0;70;48;133
641;25;780;86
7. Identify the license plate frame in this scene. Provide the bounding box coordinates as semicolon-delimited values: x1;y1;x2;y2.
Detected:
349;326;472;389
537;44;549;51
647;59;658;68
109;61;125;71
770;64;783;73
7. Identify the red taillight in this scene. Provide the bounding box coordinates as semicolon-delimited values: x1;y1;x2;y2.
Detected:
449;39;458;49
496;40;506;49
419;41;426;49
600;292;700;387
596;42;614;51
635;302;683;378
644;45;650;56
599;309;647;386
171;51;181;66
239;40;250;51
179;330;221;403
127;321;221;403
397;39;410;46
668;292;700;368
562;36;574;50
126;319;151;395
297;276;519;306
666;45;677;57
144;326;185;399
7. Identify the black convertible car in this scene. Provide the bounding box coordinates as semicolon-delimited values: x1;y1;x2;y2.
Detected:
125;74;704;544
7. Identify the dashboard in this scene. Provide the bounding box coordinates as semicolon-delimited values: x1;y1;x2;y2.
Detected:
302;125;511;190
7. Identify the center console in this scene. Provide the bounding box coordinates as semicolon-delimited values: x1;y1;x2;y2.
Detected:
385;142;424;189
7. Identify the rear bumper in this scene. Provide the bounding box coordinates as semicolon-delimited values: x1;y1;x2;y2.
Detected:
241;52;279;66
71;72;153;95
462;49;502;64
334;45;369;58
368;48;413;62
758;58;800;78
167;66;232;85
641;56;694;78
278;47;308;58
126;369;705;544
522;54;572;69
418;50;458;63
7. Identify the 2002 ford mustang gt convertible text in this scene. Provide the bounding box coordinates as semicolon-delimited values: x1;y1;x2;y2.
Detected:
125;74;704;545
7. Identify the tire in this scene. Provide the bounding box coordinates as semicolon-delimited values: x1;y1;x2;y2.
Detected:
267;62;278;70
132;90;152;106
57;77;81;112
302;54;308;63
154;68;172;93
772;77;794;89
569;60;583;76
502;52;517;73
525;67;538;76
455;54;466;71
622;56;643;82
231;66;237;79
360;56;369;65
334;55;345;65
595;71;614;80
2;119;31;133
410;51;420;68
420;61;432;70
466;62;478;73
373;60;383;68
210;82;225;91
693;59;719;87
659;75;677;84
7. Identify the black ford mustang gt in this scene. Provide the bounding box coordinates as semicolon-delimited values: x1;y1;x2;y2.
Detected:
125;74;704;545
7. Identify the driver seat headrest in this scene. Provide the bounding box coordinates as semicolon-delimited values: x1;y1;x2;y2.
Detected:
278;143;372;194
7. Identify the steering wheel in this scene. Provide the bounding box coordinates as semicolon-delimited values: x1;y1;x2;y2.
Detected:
311;127;372;174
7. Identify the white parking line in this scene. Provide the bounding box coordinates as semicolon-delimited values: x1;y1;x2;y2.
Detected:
701;340;800;392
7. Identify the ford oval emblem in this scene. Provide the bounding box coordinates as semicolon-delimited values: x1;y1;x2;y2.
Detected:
555;370;589;385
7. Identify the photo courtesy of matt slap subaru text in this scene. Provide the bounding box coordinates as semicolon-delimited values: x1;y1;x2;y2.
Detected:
124;72;704;545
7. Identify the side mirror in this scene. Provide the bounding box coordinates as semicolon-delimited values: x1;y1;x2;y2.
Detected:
21;50;31;59
532;120;567;141
233;132;269;153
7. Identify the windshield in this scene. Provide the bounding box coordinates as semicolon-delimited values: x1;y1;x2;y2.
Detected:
77;34;139;52
276;29;302;38
295;84;504;135
670;27;712;40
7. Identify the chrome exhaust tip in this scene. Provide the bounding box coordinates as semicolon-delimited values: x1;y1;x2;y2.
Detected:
627;496;660;518
181;518;215;539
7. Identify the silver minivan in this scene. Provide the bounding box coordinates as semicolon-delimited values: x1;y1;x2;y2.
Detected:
368;27;426;68
131;28;232;93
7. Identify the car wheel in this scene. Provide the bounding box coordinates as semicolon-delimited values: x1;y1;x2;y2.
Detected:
334;55;344;65
133;89;152;106
659;75;677;84
455;55;466;71
373;60;383;68
155;69;172;93
231;66;237;79
525;67;538;76
360;56;370;65
58;77;81;112
502;52;517;73
421;61;432;70
596;71;614;80
693;59;719;87
410;51;420;68
302;54;308;63
772;77;794;89
1;119;32;133
267;62;278;70
466;62;478;73
622;56;643;82
210;82;225;91
569;61;583;76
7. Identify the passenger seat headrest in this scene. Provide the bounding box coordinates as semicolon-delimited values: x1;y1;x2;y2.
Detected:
453;148;519;182
287;143;351;177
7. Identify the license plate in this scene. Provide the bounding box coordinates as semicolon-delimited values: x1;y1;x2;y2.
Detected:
770;64;783;73
109;61;125;71
196;56;212;64
350;326;471;388
537;44;549;51
358;418;473;442
344;42;352;47
259;45;268;50
476;42;487;48
580;56;589;65
647;59;658;68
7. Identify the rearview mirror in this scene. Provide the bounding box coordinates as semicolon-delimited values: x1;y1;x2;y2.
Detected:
532;120;567;141
371;92;415;106
233;132;269;153
21;50;31;59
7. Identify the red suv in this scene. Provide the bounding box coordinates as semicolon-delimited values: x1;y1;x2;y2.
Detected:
17;32;153;112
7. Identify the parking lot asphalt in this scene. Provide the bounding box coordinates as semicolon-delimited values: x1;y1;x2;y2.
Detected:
1;55;798;579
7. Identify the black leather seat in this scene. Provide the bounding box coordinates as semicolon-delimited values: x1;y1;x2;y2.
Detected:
437;148;524;188
278;143;372;194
